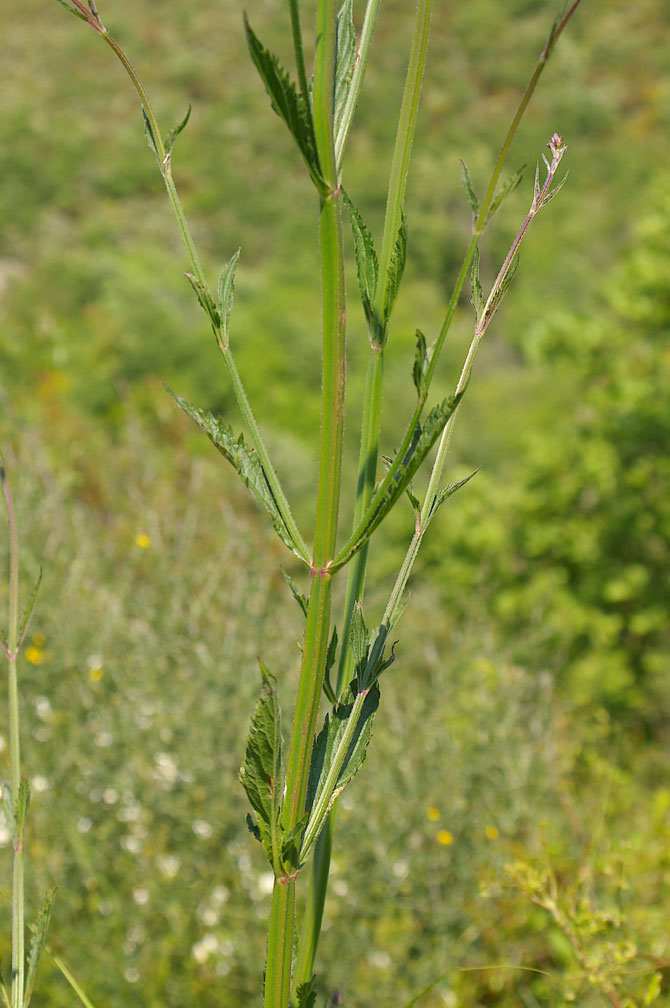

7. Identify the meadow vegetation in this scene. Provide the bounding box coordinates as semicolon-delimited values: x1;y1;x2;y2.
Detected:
1;1;669;1005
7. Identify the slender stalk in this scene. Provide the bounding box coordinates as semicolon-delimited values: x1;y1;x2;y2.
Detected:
265;3;346;1003
335;0;382;171
1;461;25;1008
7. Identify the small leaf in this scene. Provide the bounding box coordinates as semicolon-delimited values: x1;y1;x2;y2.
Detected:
412;329;428;400
382;210;407;328
142;106;159;163
343;192;379;332
487;251;520;321
245;813;262;844
296;977;318;1008
0;972;10;1008
426;469;478;527
164;104;191;163
170;392;302;560
540;170;569;208
334;0;356;138
470;246;483;316
281;813;309;871
0;782;16;845
282;569;308;618
349;602;370;673
15;777;31;836
216;248;241;342
485;163;526;226
323;628;338;705
244;17;324;191
461;159;479;216
239;662;284;870
54;0;88;22
24;888;57;1008
18;567;42;648
184;273;221;331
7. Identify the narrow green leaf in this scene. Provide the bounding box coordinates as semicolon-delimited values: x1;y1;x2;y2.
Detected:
281;812;309;871
305;682;380;834
426;470;478;526
412;329;428;400
460;159;479;216
24;888;57;1008
15;777;31;835
164;104;191;161
334;0;356;137
323;628;339;705
0;973;10;1008
382;209;407;328
170;392;302;560
48;951;99;1008
216;248;241;342
141;106;159;163
281;569;308;618
541;170;569;207
343;191;379;331
184;273;221;331
349;602;370;678
0;782;16;845
239;662;284;870
244;17;324;190
484;163;526;226
18;567;42;648
54;0;88;22
487;251;520;322
245;812;262;844
470;246;483;316
357;625;396;691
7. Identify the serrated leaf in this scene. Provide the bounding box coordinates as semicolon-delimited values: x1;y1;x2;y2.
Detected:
356;623;397;692
239;662;284;870
244;17;324;191
164;104;191;163
15;777;30;836
426;469;478;527
282;569;308;618
304;682;380;852
334;0;356;138
343;192;379;332
24;887;56;1008
340;392;463;563
470;246;483;316
382;210;407;328
485;163;526;226
295;978;318;1008
216;248;240;342
349;602;370;672
170;392;302;559
142;106;159;163
406;482;421;513
18;567;42;648
461;159;479;216
185;273;221;331
412;329;428;400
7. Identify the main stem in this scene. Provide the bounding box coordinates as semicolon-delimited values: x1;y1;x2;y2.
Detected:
264;3;345;1004
1;463;25;1008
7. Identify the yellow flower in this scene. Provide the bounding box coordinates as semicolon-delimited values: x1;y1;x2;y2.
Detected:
135;533;151;549
485;824;499;840
24;646;44;665
89;667;104;682
437;829;453;846
32;633;46;647
426;806;440;822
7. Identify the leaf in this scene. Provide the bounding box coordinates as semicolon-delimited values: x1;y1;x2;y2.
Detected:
15;777;30;836
142;106;159;164
0;972;10;1008
540;170;569;208
349;602;370;673
412;329;429;400
426;469;478;527
54;0;88;22
470;246;483;317
216;248;241;342
47;950;99;1008
295;978;318;1008
239;662;284;870
382;210;407;328
244;17;324;191
485;163;526;226
0;782;16;845
334;0;356;138
322;627;338;705
170;392;302;559
343;192;379;332
282;569;308;618
487;252;520;321
164;104;191;163
461;159;479;216
281;813;309;871
340;392;463;562
18;567;42;647
305;682;380;839
24;888;56;1008
184;273;221;331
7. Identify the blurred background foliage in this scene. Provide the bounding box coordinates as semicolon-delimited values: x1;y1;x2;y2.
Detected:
0;0;668;1005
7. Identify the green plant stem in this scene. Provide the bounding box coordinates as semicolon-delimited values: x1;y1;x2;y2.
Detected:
265;4;345;1003
1;462;25;1008
95;26;309;565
